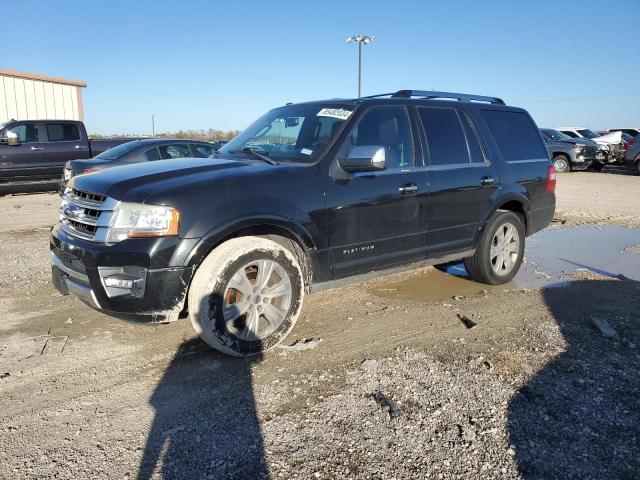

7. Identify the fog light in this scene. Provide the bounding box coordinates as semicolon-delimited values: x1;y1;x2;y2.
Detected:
98;266;146;298
104;275;144;290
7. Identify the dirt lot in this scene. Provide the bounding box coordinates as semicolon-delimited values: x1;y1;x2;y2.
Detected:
1;169;639;479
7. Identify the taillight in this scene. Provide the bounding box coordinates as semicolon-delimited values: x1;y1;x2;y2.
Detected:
624;140;635;151
546;166;557;193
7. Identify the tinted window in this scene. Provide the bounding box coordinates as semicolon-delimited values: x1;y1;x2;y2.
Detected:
46;123;80;142
7;124;39;143
193;144;214;157
145;147;161;161
159;144;192;160
461;113;485;163
561;130;578;138
95;141;141;160
419;108;469;166
345;106;413;169
481;110;547;161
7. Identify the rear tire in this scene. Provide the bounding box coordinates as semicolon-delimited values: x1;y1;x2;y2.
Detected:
465;211;525;285
635;160;640;175
591;162;603;171
552;155;570;173
188;236;305;357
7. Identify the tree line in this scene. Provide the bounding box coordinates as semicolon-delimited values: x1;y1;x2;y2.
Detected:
90;129;241;141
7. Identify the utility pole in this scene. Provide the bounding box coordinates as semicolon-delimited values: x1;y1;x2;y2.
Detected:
151;114;155;137
346;34;375;98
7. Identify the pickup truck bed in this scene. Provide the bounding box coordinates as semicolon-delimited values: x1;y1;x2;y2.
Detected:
0;119;134;193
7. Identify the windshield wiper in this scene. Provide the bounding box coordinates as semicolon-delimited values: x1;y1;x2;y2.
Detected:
229;147;277;165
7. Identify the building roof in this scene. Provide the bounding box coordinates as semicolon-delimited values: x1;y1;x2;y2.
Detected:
0;68;87;87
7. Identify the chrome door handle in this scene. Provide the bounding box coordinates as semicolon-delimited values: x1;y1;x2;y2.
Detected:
481;176;495;186
74;145;88;149
30;146;44;151
399;184;419;194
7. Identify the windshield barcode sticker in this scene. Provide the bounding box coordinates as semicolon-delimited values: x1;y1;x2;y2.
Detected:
317;108;353;120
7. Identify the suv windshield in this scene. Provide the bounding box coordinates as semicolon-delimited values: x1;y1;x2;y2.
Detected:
219;103;354;163
95;141;142;160
577;129;600;139
542;129;572;141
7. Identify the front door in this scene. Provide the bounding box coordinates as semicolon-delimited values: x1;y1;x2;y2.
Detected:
0;122;46;181
324;105;429;277
416;106;500;257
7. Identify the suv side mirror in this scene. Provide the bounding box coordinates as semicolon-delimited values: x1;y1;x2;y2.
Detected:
339;145;386;173
6;131;20;146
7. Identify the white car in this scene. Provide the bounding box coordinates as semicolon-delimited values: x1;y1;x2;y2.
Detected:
556;128;624;165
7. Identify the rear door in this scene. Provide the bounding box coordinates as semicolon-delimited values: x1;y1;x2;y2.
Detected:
0;122;46;181
44;122;90;178
417;106;499;257
324;105;429;277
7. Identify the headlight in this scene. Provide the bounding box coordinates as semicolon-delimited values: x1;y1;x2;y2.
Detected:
106;203;180;243
63;168;72;181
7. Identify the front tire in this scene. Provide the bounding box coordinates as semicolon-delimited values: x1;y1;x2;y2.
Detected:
188;236;305;357
552;155;570;173
465;211;525;285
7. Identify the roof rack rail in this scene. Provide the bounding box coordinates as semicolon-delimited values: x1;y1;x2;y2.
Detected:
363;90;505;105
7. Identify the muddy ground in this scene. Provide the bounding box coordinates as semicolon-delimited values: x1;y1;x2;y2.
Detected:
1;169;639;479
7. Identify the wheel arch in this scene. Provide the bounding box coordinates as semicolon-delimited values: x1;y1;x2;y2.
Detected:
482;193;532;237
184;217;315;283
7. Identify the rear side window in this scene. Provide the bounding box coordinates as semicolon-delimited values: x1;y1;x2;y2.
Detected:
561;130;578;138
46;123;80;142
159;144;192;159
7;124;39;143
145;147;161;161
481;110;547;161
418;108;469;166
192;144;214;157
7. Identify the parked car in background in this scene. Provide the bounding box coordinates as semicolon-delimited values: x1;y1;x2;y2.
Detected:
0;119;134;193
210;140;228;151
63;138;217;184
51;89;556;356
623;134;640;174
608;128;640;137
540;128;601;173
557;127;624;165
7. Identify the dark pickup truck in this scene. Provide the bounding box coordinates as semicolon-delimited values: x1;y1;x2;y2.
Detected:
51;90;556;357
0;119;133;193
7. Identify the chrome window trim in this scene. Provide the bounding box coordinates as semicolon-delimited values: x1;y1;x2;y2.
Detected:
505;158;549;164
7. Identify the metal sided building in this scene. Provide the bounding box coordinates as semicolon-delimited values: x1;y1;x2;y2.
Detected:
0;68;87;124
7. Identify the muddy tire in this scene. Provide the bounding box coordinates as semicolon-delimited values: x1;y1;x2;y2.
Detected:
188;236;305;357
464;211;525;285
552;155;570;173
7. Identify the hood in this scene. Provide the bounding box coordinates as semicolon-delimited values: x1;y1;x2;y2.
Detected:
559;138;598;147
593;131;623;145
70;156;275;202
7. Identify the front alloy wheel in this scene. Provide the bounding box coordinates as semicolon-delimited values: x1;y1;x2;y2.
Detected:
188;236;305;356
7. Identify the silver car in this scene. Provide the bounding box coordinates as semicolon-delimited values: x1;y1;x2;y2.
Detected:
623;134;640;174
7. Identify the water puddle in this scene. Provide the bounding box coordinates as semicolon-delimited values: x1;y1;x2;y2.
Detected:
370;226;640;302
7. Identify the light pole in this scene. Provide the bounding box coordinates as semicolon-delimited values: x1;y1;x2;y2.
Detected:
346;33;375;98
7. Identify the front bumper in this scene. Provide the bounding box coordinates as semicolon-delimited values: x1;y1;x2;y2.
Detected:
50;225;197;322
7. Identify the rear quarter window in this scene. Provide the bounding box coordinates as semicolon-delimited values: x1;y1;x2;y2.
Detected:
481;110;547;161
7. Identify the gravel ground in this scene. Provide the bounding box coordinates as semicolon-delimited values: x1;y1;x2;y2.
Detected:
554;168;640;227
1;172;639;479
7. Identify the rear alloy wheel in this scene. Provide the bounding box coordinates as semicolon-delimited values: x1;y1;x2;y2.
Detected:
464;210;525;285
552;155;570;173
188;236;304;356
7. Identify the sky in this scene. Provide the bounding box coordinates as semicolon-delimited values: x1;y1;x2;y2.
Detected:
2;0;639;135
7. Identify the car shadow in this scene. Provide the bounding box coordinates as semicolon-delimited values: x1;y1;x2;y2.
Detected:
507;277;640;479
137;338;268;479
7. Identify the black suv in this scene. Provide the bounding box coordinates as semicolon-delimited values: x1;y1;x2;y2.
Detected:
50;90;556;356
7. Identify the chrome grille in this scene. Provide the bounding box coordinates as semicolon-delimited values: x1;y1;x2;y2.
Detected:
59;187;117;242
